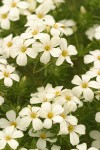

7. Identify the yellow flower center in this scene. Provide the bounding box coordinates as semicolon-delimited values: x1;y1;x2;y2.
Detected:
66;95;71;101
68;125;74;132
30;112;37;118
45;45;51;51
55;91;60;96
10;122;17;127
40;133;46;139
98;70;100;75
62;50;68;57
11;2;17;8
60;113;66;119
82;82;88;88
53;23;58;29
21;46;27;53
5;136;11;141
7;42;13;47
98;56;100;60
44;98;48;102
1;13;8;19
4;72;10;77
32;30;38;35
37;13;44;19
47;112;53;119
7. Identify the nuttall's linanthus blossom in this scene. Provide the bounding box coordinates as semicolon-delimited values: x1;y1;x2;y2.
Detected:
0;110;27;131
32;34;60;64
56;38;77;66
86;67;100;82
10;37;37;66
59;19;76;35
0;64;19;87
45;85;63;99
84;50;100;68
95;112;100;123
85;24;99;41
71;75;100;101
0;96;4;106
0;7;10;30
19;105;43;130
25;0;53;24
39;102;64;129
30;83;55;104
2;0;28;21
49;21;73;36
54;89;82;111
59;120;85;145
1;34;20;58
90;130;100;149
29;129;57;150
21;20;46;40
95;26;100;40
0;126;23;149
71;143;98;150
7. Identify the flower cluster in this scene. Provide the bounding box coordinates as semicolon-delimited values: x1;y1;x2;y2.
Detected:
0;0;100;150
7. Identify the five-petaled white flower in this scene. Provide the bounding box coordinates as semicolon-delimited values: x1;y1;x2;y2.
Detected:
39;102;64;129
0;110;26;131
10;37;37;66
84;50;100;68
71;75;100;101
0;126;23;150
19;105;43;131
56;38;77;66
0;64;19;87
29;129;57;150
32;34;60;64
90;130;100;149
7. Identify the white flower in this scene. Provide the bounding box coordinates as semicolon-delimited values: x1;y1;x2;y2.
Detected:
10;37;37;66
95;26;100;40
84;50;100;68
45;85;63;99
19;105;43;130
2;0;28;21
0;126;23;149
2;34;15;58
26;0;52;22
95;112;100;123
71;75;100;101
72;143;98;150
55;89;82;111
0;110;26;131
56;38;77;66
0;64;19;87
95;90;100;100
39;102;64;129
86;67;100;81
0;96;4;106
30;84;53;104
60;121;85;146
26;0;37;13
32;34;60;64
0;8;10;30
21;20;46;40
29;129;57;150
85;24;99;40
90;130;100;149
